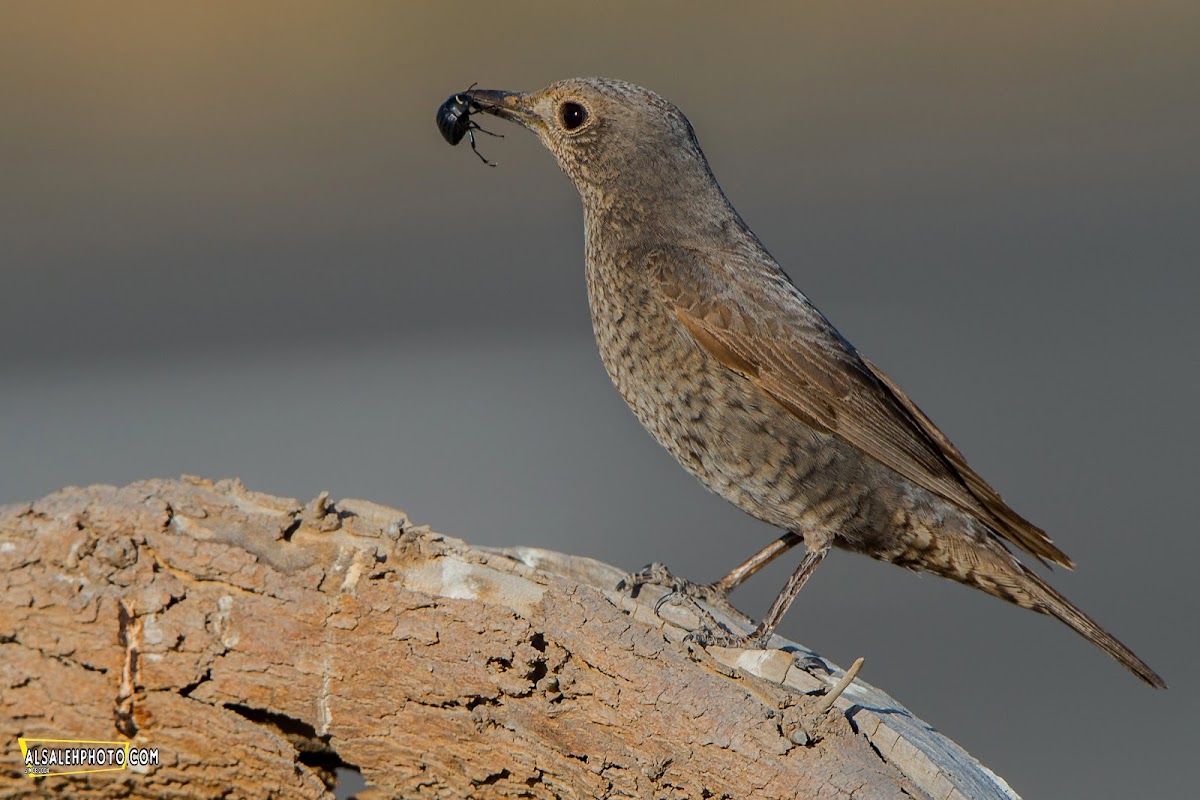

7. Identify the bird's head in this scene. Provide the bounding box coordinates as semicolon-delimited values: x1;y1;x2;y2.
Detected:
467;78;719;211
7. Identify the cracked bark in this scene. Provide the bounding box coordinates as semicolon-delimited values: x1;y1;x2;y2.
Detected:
0;478;1019;799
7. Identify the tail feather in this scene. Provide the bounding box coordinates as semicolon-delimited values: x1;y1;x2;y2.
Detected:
922;536;1167;688
1016;564;1166;688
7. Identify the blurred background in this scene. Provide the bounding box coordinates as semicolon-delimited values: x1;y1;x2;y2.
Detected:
2;2;1197;796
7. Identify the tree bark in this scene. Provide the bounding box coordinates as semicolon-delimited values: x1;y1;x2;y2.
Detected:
0;477;1019;799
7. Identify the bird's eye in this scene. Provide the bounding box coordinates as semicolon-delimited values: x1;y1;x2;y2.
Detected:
560;101;587;130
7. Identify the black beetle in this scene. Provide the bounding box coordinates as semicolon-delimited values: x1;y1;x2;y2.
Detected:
436;83;503;166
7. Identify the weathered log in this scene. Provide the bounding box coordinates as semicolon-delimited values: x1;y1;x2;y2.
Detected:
0;478;1019;799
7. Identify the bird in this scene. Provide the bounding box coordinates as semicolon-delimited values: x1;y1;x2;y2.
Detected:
448;77;1165;688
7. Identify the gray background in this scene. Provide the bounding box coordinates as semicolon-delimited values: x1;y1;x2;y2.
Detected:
3;2;1197;796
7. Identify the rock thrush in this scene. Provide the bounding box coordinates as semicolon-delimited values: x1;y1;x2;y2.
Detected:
451;78;1164;687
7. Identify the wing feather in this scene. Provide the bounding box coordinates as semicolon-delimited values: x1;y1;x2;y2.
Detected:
655;245;1073;568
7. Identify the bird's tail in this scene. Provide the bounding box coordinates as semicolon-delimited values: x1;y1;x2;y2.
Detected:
939;539;1167;687
1013;562;1166;688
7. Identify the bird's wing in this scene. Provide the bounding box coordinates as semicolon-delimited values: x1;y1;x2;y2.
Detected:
652;245;1073;568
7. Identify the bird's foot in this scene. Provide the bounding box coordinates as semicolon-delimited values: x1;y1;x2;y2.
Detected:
684;625;772;650
617;562;741;634
617;562;726;604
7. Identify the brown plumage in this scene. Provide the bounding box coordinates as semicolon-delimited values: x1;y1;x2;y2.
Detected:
458;78;1164;688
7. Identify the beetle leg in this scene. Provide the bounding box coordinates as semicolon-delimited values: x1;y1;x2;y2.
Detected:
467;120;504;138
466;128;497;166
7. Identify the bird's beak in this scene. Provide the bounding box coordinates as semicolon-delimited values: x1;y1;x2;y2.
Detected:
466;89;541;131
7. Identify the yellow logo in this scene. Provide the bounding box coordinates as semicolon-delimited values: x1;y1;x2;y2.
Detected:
18;738;158;777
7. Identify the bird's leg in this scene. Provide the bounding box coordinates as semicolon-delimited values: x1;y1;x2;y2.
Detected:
689;538;831;649
620;531;803;604
618;532;806;644
750;539;830;643
708;532;804;596
619;532;807;636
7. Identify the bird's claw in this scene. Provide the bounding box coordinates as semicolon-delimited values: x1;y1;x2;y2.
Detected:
617;562;730;605
618;562;741;635
684;624;771;650
617;562;685;596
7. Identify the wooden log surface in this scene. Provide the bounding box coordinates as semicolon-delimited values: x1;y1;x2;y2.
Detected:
0;477;1020;799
